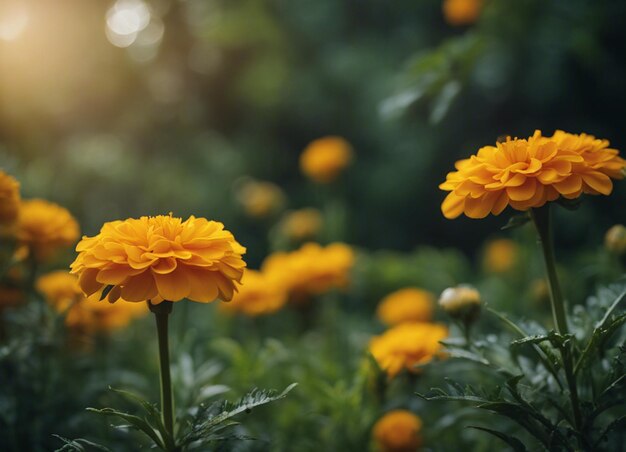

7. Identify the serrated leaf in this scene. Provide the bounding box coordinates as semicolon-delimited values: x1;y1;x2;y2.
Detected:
575;312;626;375
467;426;527;452
86;407;165;450
52;435;112;452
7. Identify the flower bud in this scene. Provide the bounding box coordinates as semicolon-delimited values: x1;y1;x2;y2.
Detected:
438;286;481;324
605;224;626;255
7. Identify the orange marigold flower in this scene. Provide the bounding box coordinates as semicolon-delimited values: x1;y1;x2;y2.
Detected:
0;170;20;225
440;131;625;219
37;270;147;333
280;208;323;241
373;410;423;452
15;199;80;260
218;269;287;316
443;0;483;26
237;180;285;218
300;136;353;183
482;238;518;273
262;242;355;299
376;288;434;326
70;215;246;304
369;322;448;379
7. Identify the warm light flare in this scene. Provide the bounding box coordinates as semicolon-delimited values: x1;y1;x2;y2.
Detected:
0;3;29;42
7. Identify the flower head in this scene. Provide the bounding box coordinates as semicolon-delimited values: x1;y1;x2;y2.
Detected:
373;410;422;452
218;269;287;316
280;208;323;241
369;322;447;379
482;238;518;273
605;224;626;255
438;286;481;323
70;215;246;304
15;199;80;260
37;271;147;333
262;242;355;300
0;170;20;225
300;136;353;183
443;0;483;26
440;131;625;219
376;288;434;326
237;180;285;218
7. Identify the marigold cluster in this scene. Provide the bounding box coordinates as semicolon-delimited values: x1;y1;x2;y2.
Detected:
0;170;20;225
219;269;287;316
15;199;80;260
373;410;423;452
369;322;448;379
440;130;626;219
443;0;483;26
262;242;355;300
300;136;353;183
37;271;147;333
376;288;434;326
70;215;246;304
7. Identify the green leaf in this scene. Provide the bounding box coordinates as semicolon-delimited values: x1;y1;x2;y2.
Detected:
593;415;626;449
575;312;626;375
467;426;527;452
86;407;165;450
501;213;530;231
53;435;112;452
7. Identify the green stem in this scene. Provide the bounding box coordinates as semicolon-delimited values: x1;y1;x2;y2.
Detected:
150;301;175;440
530;206;585;447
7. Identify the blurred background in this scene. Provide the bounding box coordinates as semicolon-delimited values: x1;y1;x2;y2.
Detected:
1;0;625;267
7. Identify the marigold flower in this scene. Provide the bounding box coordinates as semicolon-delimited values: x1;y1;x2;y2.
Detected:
373;410;422;452
440;131;625;219
605;224;626;255
369;322;448;379
262;242;355;299
482;238;518;273
237;180;285;218
218;269;287;316
70;215;246;304
438;285;481;322
15;199;80;260
376;288;434;326
300;136;353;183
280;208;323;241
0;170;20;225
37;271;147;333
443;0;483;26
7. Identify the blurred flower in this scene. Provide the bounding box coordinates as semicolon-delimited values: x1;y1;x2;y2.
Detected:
236;180;285;218
369;322;448;379
14;199;80;260
218;269;287;316
262;242;355;300
71;215;246;304
0;285;23;309
440;130;625;219
605;224;626;255
280;208;323;241
482;238;518;273
0;170;20;225
38;270;147;333
443;0;483;26
530;278;550;306
376;288;434;326
438;286;481;323
373;410;422;452
300;136;353;183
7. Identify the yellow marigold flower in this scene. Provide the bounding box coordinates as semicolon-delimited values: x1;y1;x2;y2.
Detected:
605;224;626;255
280;208;323;241
0;170;20;225
438;285;481;322
369;322;448;379
70;215;246;304
262;242;355;299
218;269;287;316
482;238;518;273
376;288;434;326
15;199;80;260
37;270;147;333
373;410;422;452
443;0;483;26
440;131;625;219
300;136;353;183
237;180;285;218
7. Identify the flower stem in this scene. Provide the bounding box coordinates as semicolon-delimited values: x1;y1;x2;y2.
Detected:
530;206;585;445
150;301;175;439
